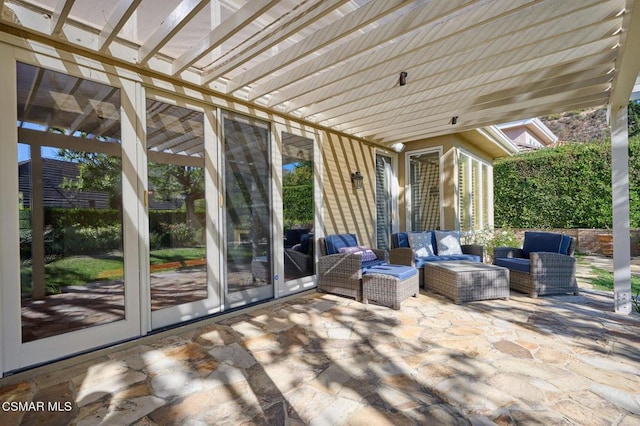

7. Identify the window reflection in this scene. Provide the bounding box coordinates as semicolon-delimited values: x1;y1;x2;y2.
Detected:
17;63;125;342
223;113;272;303
146;99;207;311
282;132;314;281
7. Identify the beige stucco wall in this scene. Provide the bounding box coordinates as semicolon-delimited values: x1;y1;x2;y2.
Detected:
320;130;377;247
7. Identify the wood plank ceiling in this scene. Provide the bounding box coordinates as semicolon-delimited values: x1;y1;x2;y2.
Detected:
2;0;639;148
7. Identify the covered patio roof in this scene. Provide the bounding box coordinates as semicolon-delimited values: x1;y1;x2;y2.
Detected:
1;0;639;148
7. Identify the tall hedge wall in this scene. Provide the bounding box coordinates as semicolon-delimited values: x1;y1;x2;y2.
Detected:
494;136;640;229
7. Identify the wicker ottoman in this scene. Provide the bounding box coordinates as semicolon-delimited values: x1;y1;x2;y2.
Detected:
362;264;419;310
424;261;509;304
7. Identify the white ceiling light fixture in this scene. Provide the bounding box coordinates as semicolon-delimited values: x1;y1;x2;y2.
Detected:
391;142;405;152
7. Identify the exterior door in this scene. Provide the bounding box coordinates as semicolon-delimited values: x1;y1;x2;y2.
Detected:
407;149;443;231
222;112;274;308
145;94;221;330
276;126;319;297
2;61;140;372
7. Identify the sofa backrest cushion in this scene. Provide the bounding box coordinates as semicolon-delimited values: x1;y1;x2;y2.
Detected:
392;232;410;248
325;233;358;255
285;228;309;248
522;231;564;258
560;235;573;255
299;232;311;254
408;232;435;257
434;230;463;255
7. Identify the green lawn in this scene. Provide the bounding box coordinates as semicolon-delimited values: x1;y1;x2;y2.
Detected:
21;247;206;294
588;266;640;295
149;247;206;265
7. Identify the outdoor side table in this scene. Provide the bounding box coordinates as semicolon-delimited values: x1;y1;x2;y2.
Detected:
424;261;510;304
362;264;419;310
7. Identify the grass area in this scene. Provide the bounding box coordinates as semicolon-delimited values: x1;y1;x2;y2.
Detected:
589;266;640;295
22;247;206;294
149;247;206;265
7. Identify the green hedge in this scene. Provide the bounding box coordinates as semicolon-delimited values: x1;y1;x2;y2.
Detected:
494;137;640;228
283;184;314;227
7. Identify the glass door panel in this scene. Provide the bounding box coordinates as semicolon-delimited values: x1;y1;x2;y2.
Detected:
409;151;441;231
146;99;208;322
282;132;315;284
16;63;126;343
222;112;273;308
7;62;140;371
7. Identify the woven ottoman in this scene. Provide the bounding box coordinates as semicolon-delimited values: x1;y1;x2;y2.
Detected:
362;264;419;310
424;261;509;304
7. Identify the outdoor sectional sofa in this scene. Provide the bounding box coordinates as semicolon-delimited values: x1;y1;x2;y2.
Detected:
389;231;483;285
493;231;579;297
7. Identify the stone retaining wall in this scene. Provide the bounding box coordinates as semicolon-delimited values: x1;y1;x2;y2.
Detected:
509;228;640;257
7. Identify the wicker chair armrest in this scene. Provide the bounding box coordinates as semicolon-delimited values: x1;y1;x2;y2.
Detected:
318;253;362;278
372;248;387;261
529;251;576;271
461;244;484;259
493;246;523;259
285;248;310;264
389;247;414;266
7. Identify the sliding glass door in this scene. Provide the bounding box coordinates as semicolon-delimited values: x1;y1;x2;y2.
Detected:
278;128;318;296
222;112;273;308
4;62;140;371
145;95;221;329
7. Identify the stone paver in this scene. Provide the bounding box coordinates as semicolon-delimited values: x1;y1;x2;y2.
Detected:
2;258;640;425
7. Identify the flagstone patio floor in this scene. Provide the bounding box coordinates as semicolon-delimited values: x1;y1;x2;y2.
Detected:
1;257;640;425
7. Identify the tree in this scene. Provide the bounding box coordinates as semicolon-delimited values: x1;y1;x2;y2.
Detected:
628;100;640;138
283;160;314;227
59;149;205;228
148;163;204;227
58;149;122;209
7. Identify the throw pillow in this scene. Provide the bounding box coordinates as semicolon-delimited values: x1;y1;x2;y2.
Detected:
338;246;377;262
434;230;462;255
408;232;435;257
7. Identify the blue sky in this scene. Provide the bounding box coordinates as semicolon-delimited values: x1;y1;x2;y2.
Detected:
18;144;59;162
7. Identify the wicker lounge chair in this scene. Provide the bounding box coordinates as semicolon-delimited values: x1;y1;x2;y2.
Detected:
318;233;386;301
494;231;579;297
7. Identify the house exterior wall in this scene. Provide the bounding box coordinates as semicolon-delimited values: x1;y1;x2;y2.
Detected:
397;134;495;232
320;130;377;248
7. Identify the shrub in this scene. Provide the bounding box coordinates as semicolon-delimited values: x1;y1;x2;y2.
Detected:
154;221;203;248
463;227;520;263
494;138;640;229
61;224;122;255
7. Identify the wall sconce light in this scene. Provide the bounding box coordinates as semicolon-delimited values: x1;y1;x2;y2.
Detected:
451;116;458;125
399;71;408;86
351;171;364;190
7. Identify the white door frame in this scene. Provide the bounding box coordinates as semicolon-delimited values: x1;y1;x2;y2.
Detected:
1;53;141;373
273;122;321;298
144;90;222;330
404;147;445;232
